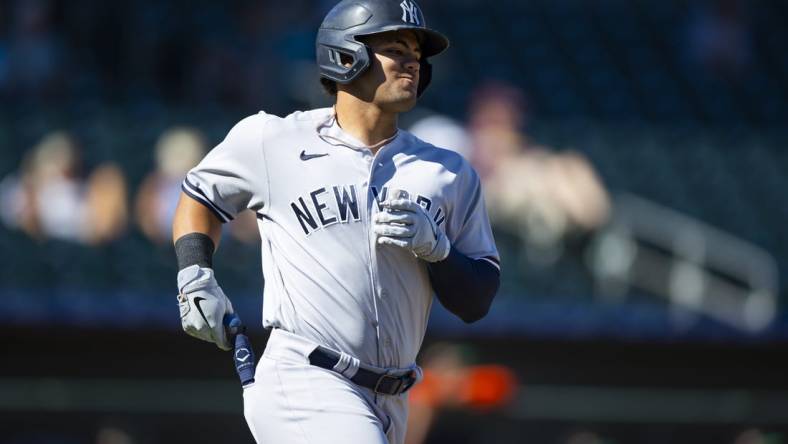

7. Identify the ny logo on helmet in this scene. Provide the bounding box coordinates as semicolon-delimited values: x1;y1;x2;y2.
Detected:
400;0;420;25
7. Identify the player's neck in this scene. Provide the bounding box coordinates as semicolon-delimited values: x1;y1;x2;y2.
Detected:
334;97;398;152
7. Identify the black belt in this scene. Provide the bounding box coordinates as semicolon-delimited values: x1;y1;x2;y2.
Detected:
308;347;417;396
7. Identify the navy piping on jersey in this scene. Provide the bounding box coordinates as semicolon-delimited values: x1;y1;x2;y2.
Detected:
181;184;228;223
181;180;233;223
183;178;235;221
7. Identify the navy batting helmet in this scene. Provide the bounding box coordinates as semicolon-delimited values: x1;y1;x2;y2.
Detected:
316;0;449;97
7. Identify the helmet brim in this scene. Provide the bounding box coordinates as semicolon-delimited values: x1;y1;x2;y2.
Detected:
354;26;449;58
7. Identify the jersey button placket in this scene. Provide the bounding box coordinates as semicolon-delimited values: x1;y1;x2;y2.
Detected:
364;147;384;366
361;152;373;186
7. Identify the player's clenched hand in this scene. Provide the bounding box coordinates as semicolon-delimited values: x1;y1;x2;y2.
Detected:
176;265;235;351
373;199;451;262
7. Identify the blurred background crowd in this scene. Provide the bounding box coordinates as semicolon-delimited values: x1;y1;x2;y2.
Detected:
1;0;787;443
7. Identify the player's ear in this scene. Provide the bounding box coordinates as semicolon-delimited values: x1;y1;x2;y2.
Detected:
340;53;354;68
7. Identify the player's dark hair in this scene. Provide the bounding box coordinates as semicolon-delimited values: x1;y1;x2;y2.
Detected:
320;77;338;96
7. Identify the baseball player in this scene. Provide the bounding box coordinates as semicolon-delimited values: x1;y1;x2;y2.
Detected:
172;1;500;443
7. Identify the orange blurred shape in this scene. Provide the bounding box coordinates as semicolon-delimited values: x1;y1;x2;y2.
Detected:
409;369;441;407
461;365;517;410
409;365;518;410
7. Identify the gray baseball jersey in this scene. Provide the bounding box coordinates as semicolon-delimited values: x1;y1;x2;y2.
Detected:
183;107;499;368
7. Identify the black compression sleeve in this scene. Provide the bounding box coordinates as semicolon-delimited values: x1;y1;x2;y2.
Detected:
426;247;500;323
174;232;215;270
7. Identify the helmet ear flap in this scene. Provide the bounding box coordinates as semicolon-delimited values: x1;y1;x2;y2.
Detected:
417;58;432;97
317;39;370;84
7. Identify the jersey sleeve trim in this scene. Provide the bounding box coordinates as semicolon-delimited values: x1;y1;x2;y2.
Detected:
181;179;234;223
478;256;501;272
259;114;273;218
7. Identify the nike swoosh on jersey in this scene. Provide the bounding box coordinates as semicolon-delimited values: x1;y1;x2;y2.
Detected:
300;150;329;161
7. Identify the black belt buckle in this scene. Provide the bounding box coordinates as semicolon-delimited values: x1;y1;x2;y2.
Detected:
373;370;417;395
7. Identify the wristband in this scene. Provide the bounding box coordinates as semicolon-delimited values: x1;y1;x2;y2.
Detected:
174;232;215;270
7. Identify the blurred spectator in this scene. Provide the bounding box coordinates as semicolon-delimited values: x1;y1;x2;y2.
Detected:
687;0;752;79
86;163;129;243
466;82;527;181
135;127;259;245
468;82;610;265
0;130;128;244
408;114;472;159
135;127;206;244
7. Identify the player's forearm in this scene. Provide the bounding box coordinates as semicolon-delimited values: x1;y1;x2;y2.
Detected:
426;247;500;323
173;192;223;244
172;192;224;270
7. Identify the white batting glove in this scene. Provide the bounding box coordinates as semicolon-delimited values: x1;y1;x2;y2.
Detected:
176;265;235;351
373;198;451;263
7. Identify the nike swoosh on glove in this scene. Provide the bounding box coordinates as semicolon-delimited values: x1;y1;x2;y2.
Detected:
372;198;451;263
177;265;235;351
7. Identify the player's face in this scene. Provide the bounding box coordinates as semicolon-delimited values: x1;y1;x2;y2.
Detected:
352;30;422;112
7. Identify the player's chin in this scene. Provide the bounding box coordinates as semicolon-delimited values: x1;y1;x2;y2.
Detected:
385;90;418;112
